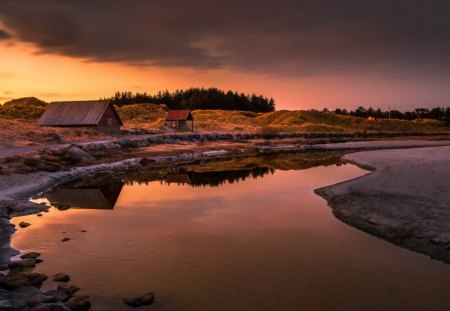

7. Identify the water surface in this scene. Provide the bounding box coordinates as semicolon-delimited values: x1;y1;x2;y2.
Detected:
11;159;450;311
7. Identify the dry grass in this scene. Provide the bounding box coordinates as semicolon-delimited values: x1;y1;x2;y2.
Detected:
1;97;450;148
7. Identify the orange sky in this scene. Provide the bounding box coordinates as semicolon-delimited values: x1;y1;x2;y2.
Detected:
1;41;449;111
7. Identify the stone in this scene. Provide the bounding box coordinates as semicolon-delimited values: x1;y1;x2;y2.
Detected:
123;292;155;307
61;237;70;242
8;258;36;269
26;293;58;307
139;158;155;166
20;252;41;259
19;221;31;228
53;273;70;282
65;294;91;311
2;272;47;289
44;289;69;302
57;285;80;297
31;303;70;311
37;214;43;217
65;145;95;163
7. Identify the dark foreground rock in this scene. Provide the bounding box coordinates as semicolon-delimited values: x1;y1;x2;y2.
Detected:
53;273;70;283
65;294;91;311
1;272;48;289
31;303;70;311
123;292;155;307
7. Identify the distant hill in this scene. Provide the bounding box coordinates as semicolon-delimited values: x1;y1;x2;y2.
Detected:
1;97;449;134
0;97;49;119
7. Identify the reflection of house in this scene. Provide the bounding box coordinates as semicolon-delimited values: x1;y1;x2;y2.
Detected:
37;100;123;134
165;110;194;132
166;173;192;185
46;181;123;210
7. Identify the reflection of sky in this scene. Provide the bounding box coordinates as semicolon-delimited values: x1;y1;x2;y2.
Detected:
11;164;450;311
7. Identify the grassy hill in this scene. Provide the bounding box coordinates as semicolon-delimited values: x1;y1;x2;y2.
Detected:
1;97;449;134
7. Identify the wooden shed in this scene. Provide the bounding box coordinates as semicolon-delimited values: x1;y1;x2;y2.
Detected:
165;110;194;132
37;100;122;134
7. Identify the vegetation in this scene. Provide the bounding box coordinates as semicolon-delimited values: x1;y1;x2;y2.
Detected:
105;87;276;112
334;106;450;121
0;97;48;119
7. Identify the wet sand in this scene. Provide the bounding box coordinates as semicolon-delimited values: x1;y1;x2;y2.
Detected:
316;145;450;263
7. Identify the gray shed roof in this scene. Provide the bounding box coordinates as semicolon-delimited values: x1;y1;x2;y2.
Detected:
37;100;122;126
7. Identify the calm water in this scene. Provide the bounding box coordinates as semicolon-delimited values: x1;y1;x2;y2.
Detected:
11;161;450;311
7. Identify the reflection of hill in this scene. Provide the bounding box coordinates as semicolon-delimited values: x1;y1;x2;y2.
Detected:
122;151;345;186
45;179;123;210
165;167;273;187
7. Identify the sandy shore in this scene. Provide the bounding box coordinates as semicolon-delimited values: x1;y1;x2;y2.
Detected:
316;145;450;264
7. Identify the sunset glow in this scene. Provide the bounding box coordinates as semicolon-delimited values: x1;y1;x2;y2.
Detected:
1;1;450;110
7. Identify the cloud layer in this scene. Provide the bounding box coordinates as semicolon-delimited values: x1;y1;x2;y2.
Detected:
1;0;449;76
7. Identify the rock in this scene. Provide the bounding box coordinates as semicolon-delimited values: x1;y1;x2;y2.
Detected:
57;285;80;297
36;258;44;264
27;293;58;307
139;158;155;166
31;303;71;311
65;146;95;163
44;289;69;302
79;230;87;233
117;138;132;148
37;213;43;217
61;237;70;242
21;252;41;259
2;272;47;289
65;294;91;311
123;292;155;307
53;273;70;282
19;221;31;228
8;258;36;268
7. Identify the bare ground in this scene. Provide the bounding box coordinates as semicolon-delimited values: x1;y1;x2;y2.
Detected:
315;145;450;264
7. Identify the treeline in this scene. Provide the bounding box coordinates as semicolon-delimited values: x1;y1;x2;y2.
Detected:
333;106;450;121
105;87;275;112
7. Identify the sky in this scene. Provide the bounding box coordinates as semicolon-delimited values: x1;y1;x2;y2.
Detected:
0;0;449;110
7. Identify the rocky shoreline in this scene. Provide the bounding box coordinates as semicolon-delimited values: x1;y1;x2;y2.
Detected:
315;145;450;264
2;138;450;309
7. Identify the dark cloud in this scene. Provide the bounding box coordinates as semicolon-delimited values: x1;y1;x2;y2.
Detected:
0;0;449;76
0;29;11;39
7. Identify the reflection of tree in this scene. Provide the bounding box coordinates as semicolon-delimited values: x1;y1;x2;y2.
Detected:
164;167;274;188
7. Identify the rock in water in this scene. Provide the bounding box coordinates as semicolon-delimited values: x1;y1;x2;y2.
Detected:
57;285;80;297
31;303;70;311
123;292;155;307
61;237;70;242
8;258;36;268
2;272;47;289
65;295;91;311
53;273;70;282
20;252;41;259
19;221;31;228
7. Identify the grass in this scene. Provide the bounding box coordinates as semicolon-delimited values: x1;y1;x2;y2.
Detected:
1;97;449;148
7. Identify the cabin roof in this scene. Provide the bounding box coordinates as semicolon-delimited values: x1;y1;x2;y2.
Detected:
166;109;193;121
37;100;122;126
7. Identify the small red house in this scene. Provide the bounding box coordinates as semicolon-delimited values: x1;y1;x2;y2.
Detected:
37;100;122;134
165;110;194;132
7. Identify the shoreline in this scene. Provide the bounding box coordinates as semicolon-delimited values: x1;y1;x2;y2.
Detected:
1;138;450;309
315;145;450;264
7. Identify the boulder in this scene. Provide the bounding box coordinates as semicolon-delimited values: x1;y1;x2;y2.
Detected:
53;273;70;282
19;221;31;228
26;293;58;307
65;146;95;163
21;252;41;259
8;258;36;269
123;292;155;307
44;289;69;302
65;295;91;311
57;285;80;297
2;272;47;289
31;303;70;311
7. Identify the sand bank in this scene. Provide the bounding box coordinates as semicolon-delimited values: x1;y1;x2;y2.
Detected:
316;145;450;264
